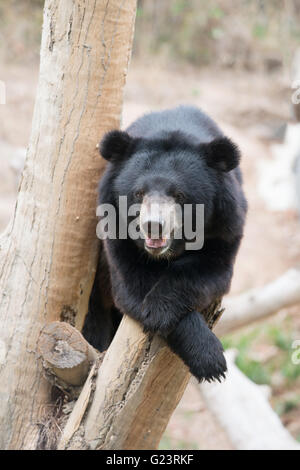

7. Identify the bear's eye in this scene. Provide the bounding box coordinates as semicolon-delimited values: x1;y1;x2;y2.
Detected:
135;189;144;200
175;191;186;203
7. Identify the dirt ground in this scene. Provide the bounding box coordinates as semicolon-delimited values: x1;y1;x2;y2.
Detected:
0;59;299;449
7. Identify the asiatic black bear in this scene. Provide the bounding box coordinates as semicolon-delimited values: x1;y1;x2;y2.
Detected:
83;105;247;382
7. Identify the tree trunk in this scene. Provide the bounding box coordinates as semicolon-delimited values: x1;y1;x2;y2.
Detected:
0;0;137;450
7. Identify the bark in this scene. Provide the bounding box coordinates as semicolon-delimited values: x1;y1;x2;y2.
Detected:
199;350;300;450
58;362;98;450
0;0;137;450
216;268;300;336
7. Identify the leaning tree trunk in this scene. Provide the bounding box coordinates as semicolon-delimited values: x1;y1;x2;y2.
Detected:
78;303;223;450
0;0;137;450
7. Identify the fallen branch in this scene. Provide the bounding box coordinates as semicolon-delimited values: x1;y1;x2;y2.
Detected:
199;350;300;450
216;268;300;336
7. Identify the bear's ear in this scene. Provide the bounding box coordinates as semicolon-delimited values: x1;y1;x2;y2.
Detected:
200;137;240;172
99;130;133;162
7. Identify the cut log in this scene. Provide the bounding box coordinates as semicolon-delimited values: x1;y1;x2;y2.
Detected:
38;322;99;396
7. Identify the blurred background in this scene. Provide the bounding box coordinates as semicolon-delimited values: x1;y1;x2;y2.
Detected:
0;0;300;449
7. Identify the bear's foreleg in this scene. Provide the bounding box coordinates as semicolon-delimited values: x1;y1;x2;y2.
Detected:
165;311;227;382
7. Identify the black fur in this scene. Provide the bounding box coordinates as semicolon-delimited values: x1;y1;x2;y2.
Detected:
83;105;247;382
200;136;241;172
100;130;133;162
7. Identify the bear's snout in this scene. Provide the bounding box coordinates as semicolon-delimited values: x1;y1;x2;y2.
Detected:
138;192;179;256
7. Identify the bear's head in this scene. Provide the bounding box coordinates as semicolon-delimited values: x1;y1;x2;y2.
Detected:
99;129;241;258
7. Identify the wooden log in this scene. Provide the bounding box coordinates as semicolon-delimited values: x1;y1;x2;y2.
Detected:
216;268;300;336
83;317;190;450
38;322;99;393
199;350;300;450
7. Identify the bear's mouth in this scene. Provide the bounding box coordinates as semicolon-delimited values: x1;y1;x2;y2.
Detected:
145;237;167;249
144;236;172;256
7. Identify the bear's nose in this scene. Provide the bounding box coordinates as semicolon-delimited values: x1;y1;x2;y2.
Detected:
143;220;165;238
